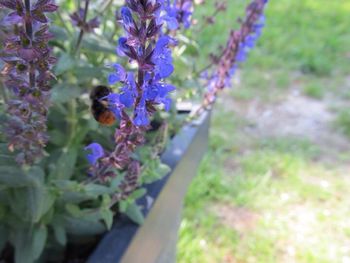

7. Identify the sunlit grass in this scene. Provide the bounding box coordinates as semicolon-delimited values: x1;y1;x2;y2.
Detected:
178;0;350;262
194;0;350;75
179;127;350;262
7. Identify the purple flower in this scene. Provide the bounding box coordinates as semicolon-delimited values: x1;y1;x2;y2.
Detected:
160;0;193;29
133;97;149;126
108;63;127;85
121;7;133;28
103;93;123;119
161;6;179;30
199;0;268;110
85;143;104;165
145;80;175;111
152;36;174;79
116;37;130;56
70;8;100;32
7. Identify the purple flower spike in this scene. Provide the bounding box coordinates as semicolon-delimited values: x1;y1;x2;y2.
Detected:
70;8;100;33
0;0;58;165
87;0;177;195
161;0;193;29
198;0;268;113
85;143;104;165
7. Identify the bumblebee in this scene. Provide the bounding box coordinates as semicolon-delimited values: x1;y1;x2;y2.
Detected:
90;85;116;126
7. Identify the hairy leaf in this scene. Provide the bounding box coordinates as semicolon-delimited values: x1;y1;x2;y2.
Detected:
32;225;48;260
63;216;106;236
52;224;67;246
49;148;78;180
9;174;54;223
54;53;75;75
125;203;144;225
100;208;114;230
0;166;40;187
0;225;8;253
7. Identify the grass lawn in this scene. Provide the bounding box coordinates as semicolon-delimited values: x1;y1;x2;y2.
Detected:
177;1;350;262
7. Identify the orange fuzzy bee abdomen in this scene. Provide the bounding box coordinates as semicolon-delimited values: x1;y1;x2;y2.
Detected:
97;110;116;126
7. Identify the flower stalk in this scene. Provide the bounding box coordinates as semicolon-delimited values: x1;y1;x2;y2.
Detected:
85;0;176;200
190;0;268;119
0;0;58;165
73;0;90;54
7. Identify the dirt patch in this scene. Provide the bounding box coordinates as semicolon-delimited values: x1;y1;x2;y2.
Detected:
222;88;350;160
211;203;259;234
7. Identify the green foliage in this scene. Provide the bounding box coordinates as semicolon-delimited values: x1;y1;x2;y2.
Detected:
0;0;179;261
335;109;350;138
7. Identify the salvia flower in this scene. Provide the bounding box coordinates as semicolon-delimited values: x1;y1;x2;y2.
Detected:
161;0;193;29
0;0;58;165
198;0;268;109
108;1;175;127
85;142;104;165
70;8;100;33
86;0;176;200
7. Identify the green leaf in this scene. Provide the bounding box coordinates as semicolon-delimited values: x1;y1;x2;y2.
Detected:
81;35;116;54
65;204;82;217
12;225;47;263
110;173;126;190
0;166;40;187
13;228;34;263
100;209;114;230
119;200;128;213
50;25;69;41
0;189;8;203
0;225;8;253
73;66;105;80
85;184;114;196
49;148;78;180
130;188;147;200
63;216;106;236
125;203;144;225
141;159;171;184
51;84;81;104
9;170;54;223
0;143;16;166
48;129;67;146
32;225;48;260
0;203;6;220
54;53;75;75
52;224;67;246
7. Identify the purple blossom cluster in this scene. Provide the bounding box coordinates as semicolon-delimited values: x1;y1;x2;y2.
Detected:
0;0;58;164
85;0;177;198
161;0;193;30
203;1;227;26
70;7;100;33
107;1;176;127
203;0;268;106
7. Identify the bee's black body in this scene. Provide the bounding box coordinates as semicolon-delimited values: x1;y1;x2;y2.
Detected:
90;86;116;126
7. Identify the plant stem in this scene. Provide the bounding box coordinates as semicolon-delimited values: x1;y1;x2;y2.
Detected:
73;0;90;55
24;0;36;89
97;0;113;15
0;79;8;104
66;98;77;147
56;10;73;37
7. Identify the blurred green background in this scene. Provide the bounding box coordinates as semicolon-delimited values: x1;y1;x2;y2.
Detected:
178;0;350;262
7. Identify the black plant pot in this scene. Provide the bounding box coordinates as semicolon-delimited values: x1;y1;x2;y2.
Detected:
88;110;211;263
